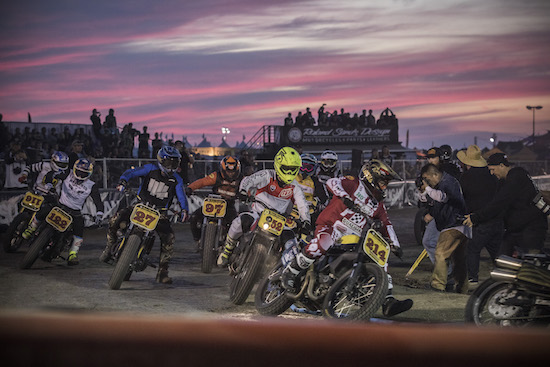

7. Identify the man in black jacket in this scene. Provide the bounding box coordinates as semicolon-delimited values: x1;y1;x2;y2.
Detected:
464;153;547;256
457;145;503;285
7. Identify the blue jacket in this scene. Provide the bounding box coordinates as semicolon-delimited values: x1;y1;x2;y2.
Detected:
427;172;466;231
120;163;188;212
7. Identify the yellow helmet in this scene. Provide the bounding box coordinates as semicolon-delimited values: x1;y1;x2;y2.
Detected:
274;147;302;184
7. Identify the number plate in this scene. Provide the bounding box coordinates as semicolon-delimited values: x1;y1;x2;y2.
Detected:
202;197;227;218
130;203;161;230
362;229;390;267
258;209;286;236
21;191;44;211
45;207;73;232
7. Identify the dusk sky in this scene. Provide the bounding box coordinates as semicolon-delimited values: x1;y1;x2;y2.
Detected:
2;0;549;150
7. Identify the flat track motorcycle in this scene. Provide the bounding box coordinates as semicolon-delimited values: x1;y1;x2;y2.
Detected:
198;194;228;273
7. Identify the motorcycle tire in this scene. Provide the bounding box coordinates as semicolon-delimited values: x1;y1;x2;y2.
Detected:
323;263;388;321
229;244;266;305
3;212;31;253
109;234;141;290
464;279;542;327
19;227;54;269
255;263;293;316
201;222;217;274
414;208;427;246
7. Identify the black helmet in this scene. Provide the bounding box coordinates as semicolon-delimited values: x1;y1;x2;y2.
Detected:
359;159;401;201
439;144;453;162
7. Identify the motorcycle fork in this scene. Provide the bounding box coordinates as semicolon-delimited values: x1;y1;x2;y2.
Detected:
344;252;367;294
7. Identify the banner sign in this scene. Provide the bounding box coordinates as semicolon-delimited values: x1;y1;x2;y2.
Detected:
285;126;397;145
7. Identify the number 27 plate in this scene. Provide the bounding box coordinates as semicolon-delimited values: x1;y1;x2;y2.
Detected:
131;203;161;230
362;229;390;267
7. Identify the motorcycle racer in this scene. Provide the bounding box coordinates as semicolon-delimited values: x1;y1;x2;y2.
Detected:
99;145;189;284
281;159;413;317
21;158;104;265
186;156;243;249
295;153;327;224
217;147;311;267
19;151;70;193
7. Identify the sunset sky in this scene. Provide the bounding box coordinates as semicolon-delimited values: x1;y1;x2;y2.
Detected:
1;0;549;150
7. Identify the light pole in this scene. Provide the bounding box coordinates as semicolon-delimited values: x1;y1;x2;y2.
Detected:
526;105;543;143
221;127;230;142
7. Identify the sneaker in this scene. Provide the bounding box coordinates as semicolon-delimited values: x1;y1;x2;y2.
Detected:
383;297;414;317
67;251;79;266
217;253;229;267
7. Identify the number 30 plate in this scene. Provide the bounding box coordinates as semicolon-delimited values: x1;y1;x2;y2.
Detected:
131;203;161;230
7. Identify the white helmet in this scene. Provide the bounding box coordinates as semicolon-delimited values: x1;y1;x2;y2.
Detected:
320;150;338;174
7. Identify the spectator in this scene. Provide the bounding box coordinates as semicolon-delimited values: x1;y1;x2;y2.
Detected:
67;140;87;169
174;140;194;184
456;145;503;285
151;132;163;159
294;111;304;127
464;153;548;257
420;163;470;293
138;126;150;158
359;110;367;126
366;109;376;127
427;146;461;179
304;107;315;127
3;139;28;189
328;110;340;127
318;104;327;126
103;108;117;134
370;148;380;160
239;150;255;176
284;113;293;127
380;145;393;167
90;109;102;140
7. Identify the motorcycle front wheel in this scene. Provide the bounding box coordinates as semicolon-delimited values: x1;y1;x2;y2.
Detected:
19;226;54;269
464;279;542;326
323;263;388;321
255;263;293;316
3;212;32;253
109;234;141;290
201;222;217;274
229;244;266;305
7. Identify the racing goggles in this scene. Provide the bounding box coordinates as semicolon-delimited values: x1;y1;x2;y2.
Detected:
321;159;337;168
280;165;300;176
300;163;316;175
74;168;91;180
56;161;69;170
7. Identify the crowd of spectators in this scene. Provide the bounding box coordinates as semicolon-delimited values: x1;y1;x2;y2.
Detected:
283;104;398;129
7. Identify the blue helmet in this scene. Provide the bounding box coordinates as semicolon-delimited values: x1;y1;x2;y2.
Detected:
157;146;181;175
73;158;93;181
51;151;69;172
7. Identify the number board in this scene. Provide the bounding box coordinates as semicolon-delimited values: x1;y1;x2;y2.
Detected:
362;229;390;267
21;191;44;211
258;209;286;236
45;207;73;232
202;197;227;218
130;203;161;231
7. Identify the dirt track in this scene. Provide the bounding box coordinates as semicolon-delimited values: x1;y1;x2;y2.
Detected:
0;206;489;323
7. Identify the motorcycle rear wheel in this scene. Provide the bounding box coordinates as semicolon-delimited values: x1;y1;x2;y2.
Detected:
255;263;293;316
19;227;54;269
229;244;266;305
323;263;388;321
109;234;141;290
3;212;31;253
201;222;217;274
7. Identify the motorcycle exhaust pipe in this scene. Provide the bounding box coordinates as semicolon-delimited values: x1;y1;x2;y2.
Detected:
491;268;518;282
495;255;523;271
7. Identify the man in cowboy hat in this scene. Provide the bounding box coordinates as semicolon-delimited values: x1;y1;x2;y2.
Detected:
464;152;547;257
457;145;503;285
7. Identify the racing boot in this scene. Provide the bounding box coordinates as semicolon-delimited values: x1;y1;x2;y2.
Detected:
382;295;413;317
217;236;237;267
67;236;83;266
21;217;39;240
156;264;172;284
281;252;315;292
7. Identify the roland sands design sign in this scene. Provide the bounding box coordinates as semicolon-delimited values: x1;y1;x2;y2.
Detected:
286;126;396;145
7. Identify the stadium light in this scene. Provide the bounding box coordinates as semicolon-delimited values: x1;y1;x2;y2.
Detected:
526;105;543;142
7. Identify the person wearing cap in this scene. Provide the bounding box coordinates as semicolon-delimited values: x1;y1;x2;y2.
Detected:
426;146;461;179
457;145;503;285
67;140;86;170
464;153;547;256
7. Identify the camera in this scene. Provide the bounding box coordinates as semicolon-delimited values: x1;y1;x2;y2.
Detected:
415;176;424;189
533;192;550;215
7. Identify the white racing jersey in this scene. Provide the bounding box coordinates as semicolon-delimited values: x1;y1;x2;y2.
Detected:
59;174;97;211
240;169;310;223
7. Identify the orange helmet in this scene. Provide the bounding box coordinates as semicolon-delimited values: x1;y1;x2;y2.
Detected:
220;156;241;180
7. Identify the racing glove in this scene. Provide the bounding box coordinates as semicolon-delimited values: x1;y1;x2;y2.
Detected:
180;210;189;223
116;180;127;192
96;211;104;223
185;187;193;197
390;244;403;260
